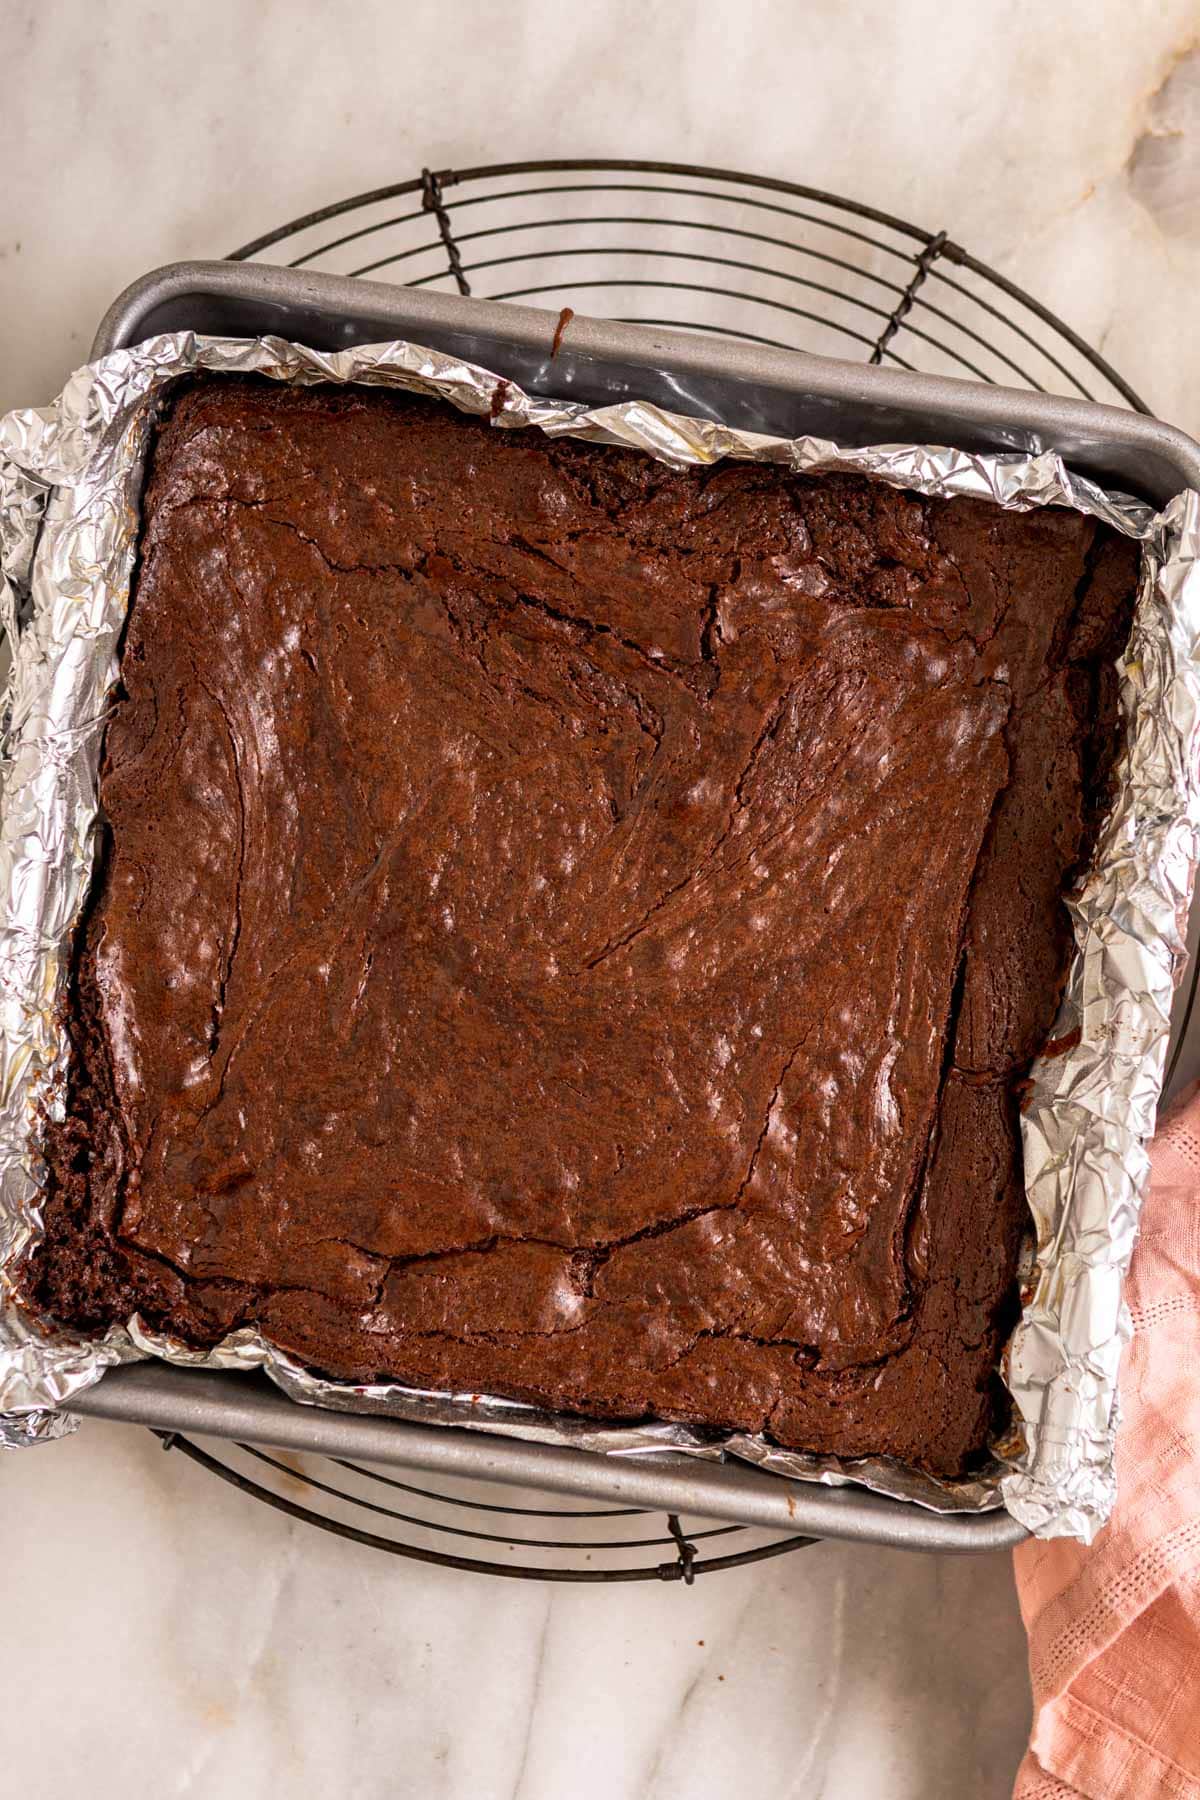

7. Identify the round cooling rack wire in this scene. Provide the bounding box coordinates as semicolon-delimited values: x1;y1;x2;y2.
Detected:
147;158;1167;1577
153;1430;817;1582
229;159;1148;407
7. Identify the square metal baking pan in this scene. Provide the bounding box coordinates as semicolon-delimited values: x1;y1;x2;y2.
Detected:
61;260;1200;1553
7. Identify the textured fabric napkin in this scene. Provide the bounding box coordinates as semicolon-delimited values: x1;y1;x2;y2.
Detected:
1013;1083;1200;1799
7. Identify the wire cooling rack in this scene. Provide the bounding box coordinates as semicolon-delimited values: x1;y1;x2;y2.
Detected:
230;159;1147;407
147;158;1156;1580
155;1430;816;1582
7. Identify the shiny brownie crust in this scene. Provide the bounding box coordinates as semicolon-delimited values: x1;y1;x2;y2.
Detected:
23;378;1138;1476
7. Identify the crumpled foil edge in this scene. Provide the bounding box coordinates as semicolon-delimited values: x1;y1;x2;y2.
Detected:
1;331;1197;1535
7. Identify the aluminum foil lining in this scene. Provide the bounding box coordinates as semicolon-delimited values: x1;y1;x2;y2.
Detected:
0;332;1197;1537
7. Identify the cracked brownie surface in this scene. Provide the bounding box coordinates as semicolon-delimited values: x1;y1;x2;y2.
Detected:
23;377;1139;1476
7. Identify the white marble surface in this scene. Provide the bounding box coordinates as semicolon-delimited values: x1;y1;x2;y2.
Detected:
4;1;1200;1793
4;1422;1032;1800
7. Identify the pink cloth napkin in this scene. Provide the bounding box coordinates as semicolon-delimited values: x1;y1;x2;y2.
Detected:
1014;1084;1200;1799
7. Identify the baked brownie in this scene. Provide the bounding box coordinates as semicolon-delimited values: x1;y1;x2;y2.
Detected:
23;378;1139;1477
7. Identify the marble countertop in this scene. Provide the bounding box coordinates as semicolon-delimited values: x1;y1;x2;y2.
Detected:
6;1423;1032;1800
4;1;1200;1794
